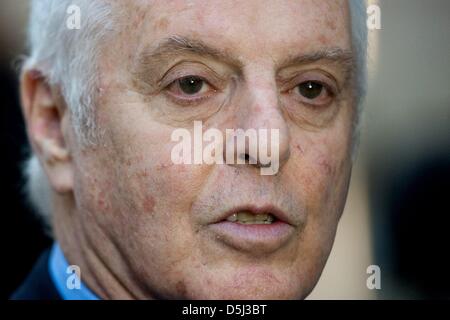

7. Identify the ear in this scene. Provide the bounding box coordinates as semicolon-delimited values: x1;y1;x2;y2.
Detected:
20;69;74;194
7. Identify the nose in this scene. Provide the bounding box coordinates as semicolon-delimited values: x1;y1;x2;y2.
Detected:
223;72;291;175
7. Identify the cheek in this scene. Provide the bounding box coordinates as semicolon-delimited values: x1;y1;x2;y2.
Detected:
292;132;352;219
101;139;213;224
314;148;337;176
290;99;354;211
141;192;156;213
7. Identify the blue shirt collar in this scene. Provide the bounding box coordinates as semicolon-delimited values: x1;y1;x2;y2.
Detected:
48;243;100;300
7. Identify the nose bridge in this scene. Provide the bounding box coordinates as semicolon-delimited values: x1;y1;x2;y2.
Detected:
239;66;282;130
224;65;291;174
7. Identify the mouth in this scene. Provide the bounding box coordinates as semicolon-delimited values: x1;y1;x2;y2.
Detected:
214;204;293;225
208;205;296;255
225;211;276;224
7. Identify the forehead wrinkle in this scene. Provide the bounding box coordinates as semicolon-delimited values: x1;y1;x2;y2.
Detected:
138;35;244;70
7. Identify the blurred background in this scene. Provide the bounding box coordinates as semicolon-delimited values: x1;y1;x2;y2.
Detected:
1;0;449;299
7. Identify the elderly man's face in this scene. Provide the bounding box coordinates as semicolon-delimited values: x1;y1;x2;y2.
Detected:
68;0;354;299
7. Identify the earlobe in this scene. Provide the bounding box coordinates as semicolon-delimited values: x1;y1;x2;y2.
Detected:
20;69;74;194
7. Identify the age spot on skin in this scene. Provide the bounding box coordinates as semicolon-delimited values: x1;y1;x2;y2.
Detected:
326;18;337;31
154;16;169;31
142;194;155;213
176;280;187;297
97;191;109;211
316;154;334;176
318;34;328;45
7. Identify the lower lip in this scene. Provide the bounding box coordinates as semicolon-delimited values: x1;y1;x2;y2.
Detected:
208;220;295;255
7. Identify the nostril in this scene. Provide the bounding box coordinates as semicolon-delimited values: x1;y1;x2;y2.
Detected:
239;153;255;164
239;153;272;168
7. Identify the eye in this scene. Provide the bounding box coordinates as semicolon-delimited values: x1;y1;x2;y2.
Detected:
297;81;326;100
169;76;211;96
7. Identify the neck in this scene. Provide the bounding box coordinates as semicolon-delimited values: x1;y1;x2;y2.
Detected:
51;192;150;299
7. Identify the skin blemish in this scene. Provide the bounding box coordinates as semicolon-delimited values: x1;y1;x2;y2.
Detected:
295;143;304;154
141;169;149;178
315;153;334;176
176;280;188;297
326;18;337;31
96;189;110;211
154;16;169;31
142;194;155;213
195;11;205;26
157;163;174;170
318;34;328;45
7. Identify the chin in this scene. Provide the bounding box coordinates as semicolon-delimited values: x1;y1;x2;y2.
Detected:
180;265;316;300
192;282;312;300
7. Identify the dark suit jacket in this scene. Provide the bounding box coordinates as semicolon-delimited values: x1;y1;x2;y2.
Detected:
10;249;62;300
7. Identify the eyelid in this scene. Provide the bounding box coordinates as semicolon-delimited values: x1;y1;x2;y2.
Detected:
158;61;225;89
279;70;339;95
163;75;220;107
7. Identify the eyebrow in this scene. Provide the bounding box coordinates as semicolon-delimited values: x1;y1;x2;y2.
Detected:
132;35;355;86
278;47;354;70
138;35;244;69
277;47;355;86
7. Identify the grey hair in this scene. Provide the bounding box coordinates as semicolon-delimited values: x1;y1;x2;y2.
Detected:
25;0;115;143
23;0;368;227
23;0;116;229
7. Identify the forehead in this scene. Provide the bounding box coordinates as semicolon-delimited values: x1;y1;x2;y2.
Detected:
127;0;351;60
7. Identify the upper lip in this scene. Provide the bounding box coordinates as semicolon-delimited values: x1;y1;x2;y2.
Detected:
214;204;293;226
